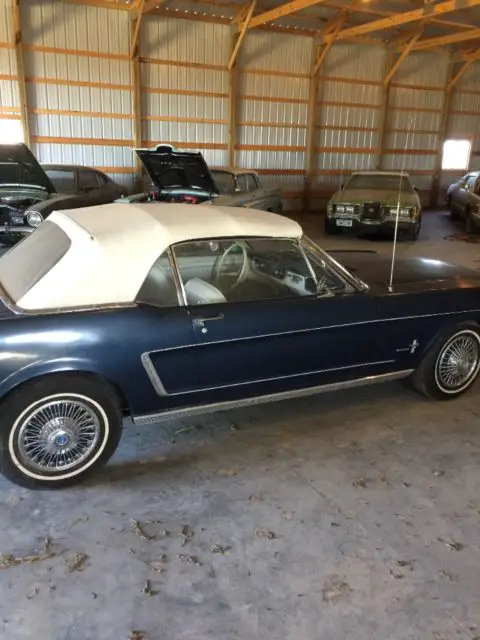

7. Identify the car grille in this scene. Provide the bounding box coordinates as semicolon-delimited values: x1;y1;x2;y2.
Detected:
362;202;383;220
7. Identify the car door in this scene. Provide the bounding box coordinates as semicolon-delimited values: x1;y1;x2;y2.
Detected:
171;237;387;400
95;171;124;202
247;174;277;211
77;169;102;206
229;174;251;207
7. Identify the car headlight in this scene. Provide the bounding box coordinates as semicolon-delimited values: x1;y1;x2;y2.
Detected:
389;207;411;217
335;205;355;214
26;210;43;227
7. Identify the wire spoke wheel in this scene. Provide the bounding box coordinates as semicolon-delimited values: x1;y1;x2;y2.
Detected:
435;330;480;393
15;398;102;476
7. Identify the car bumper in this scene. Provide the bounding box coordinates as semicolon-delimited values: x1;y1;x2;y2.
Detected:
328;216;417;233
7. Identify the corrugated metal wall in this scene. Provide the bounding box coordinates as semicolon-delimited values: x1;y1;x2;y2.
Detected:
238;31;312;211
140;17;229;168
313;43;385;209
0;0;479;208
0;0;20;138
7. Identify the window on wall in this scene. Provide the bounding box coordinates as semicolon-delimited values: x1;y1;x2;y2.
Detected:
442;139;471;171
0;119;24;144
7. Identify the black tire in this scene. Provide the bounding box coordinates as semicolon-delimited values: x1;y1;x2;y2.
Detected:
0;375;123;489
408;218;421;241
465;207;474;235
412;323;480;400
448;196;458;219
324;217;340;235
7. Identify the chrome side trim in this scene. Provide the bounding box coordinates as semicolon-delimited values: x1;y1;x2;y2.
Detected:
140;352;169;396
140;353;395;397
132;368;414;424
140;308;480;354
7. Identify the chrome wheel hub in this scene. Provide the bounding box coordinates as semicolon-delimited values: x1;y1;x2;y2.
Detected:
17;399;101;474
437;333;480;391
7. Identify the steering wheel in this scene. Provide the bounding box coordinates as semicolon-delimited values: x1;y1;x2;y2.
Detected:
214;243;249;291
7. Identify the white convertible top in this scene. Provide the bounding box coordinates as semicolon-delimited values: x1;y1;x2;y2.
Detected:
1;202;301;311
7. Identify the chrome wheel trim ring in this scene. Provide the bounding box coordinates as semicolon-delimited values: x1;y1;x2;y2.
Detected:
434;329;480;394
9;393;110;482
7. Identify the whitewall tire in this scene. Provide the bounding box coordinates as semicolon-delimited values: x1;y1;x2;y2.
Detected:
0;375;123;489
412;324;480;400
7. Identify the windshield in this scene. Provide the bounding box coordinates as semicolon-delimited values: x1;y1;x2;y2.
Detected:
0;161;47;189
211;171;236;195
345;174;413;193
45;169;76;193
302;236;367;292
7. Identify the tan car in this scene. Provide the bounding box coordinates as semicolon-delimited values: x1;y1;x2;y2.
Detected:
326;171;422;241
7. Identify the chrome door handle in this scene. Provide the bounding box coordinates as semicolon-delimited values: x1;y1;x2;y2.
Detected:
193;313;224;327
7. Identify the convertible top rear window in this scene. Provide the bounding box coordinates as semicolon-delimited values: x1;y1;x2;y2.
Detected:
0;222;71;303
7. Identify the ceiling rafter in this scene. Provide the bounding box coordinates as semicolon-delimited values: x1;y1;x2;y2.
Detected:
446;53;478;91
229;0;257;68
412;28;480;51
324;0;480;43
245;0;329;30
384;28;423;85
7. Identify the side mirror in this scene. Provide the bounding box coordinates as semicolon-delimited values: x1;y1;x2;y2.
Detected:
413;185;419;192
340;183;344;190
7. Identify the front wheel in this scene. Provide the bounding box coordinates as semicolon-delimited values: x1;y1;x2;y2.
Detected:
0;375;123;489
408;218;421;241
412;324;480;400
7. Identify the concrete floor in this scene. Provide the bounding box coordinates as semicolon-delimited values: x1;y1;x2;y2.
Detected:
1;210;480;640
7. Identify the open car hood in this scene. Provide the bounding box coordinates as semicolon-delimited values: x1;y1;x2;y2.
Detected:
0;143;55;192
135;144;219;198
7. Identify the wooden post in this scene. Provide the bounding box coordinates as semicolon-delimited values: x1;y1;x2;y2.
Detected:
228;30;239;168
12;0;30;147
376;50;393;171
304;41;320;212
431;57;454;207
131;15;143;187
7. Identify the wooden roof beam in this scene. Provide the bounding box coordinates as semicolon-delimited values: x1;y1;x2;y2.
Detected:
229;0;256;69
384;29;423;86
446;53;479;91
413;28;480;51
246;0;328;30
324;0;480;43
130;0;146;59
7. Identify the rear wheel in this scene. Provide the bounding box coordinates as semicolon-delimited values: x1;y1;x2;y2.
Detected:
412;324;480;400
0;375;123;489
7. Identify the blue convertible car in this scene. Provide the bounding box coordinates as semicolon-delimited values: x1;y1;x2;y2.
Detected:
0;202;479;488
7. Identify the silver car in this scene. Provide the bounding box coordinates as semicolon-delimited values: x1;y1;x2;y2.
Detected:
446;171;480;233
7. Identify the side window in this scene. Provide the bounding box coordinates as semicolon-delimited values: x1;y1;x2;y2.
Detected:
44;169;75;193
78;170;99;192
246;174;258;192
236;175;248;193
136;251;180;307
95;171;109;187
466;175;477;191
172;238;321;306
